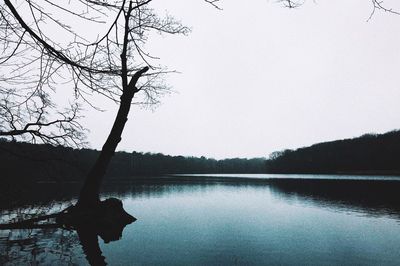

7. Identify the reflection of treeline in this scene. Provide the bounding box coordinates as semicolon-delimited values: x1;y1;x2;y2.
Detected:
266;130;400;175
0;140;266;182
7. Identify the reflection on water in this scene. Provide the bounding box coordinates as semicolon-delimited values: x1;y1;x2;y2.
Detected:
2;176;400;265
0;228;84;265
268;179;400;219
0;216;130;266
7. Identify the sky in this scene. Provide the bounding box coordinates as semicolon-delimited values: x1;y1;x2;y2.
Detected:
81;0;400;159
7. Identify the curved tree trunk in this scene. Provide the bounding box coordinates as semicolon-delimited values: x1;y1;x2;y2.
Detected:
77;66;149;208
76;92;133;207
77;2;147;208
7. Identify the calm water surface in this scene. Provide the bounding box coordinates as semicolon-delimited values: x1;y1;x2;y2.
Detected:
175;173;400;180
1;174;400;265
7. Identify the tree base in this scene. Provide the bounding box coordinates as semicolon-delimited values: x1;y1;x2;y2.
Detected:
59;198;136;243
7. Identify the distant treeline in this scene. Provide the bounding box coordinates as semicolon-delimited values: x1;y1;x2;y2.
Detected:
2;129;400;183
265;130;400;175
0;140;266;182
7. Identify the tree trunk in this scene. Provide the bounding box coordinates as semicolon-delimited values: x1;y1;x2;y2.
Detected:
77;67;149;208
77;92;132;207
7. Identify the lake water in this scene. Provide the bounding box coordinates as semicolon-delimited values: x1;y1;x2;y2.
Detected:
1;174;400;265
174;173;400;180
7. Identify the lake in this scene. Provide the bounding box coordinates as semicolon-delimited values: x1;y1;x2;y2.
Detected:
1;174;400;265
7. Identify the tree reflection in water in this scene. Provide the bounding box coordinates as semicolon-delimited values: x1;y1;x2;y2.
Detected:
0;227;82;265
0;199;134;266
76;215;134;266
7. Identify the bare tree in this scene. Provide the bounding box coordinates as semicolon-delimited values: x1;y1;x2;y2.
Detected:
1;0;189;208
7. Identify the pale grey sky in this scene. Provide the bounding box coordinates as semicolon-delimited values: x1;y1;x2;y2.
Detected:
82;0;400;159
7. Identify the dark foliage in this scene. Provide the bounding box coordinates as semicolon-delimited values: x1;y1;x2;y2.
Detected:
265;130;400;175
0;140;266;183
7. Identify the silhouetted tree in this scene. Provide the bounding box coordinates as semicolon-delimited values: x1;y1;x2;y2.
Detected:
1;0;189;208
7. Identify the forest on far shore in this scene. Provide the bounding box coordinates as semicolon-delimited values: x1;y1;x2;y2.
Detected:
0;139;266;183
265;130;400;175
1;129;400;185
